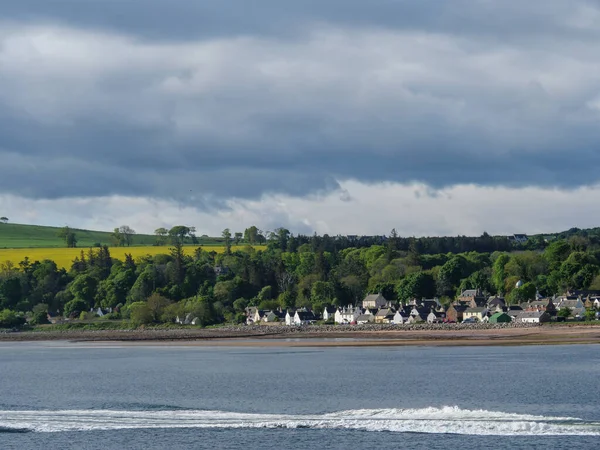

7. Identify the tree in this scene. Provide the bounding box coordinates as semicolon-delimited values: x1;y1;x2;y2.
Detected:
129;302;154;326
584;308;597;321
64;298;88;318
396;272;436;302
234;232;243;246
244;226;259;245
154;228;168;245
557;307;572;319
0;217;7;224
0;309;25;328
492;254;510;294
508;282;536;304
118;226;136;247
146;293;171;321
57;226;77;248
111;228;123;246
69;274;98;308
222;228;232;254
169;226;191;245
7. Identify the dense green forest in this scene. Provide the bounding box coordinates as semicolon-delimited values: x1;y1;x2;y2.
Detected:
2;226;600;328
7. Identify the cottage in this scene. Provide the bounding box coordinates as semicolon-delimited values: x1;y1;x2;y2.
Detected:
356;314;375;325
323;306;337;321
487;297;506;312
409;306;429;322
285;310;295;326
362;293;388;309
556;297;585;318
463;307;488;322
427;311;444;323
507;310;523;322
334;305;362;324
392;311;408;325
294;310;317;325
407;314;425;324
420;298;442;310
518;311;550;323
263;310;286;323
445;304;467;323
458;289;486;308
251;309;266;324
374;308;396;324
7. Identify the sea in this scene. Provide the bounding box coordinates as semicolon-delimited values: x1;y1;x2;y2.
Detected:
0;341;599;449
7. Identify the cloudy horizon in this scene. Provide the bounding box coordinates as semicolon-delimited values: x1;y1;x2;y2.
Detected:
2;1;600;236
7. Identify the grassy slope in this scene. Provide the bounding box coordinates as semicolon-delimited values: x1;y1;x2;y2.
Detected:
0;223;224;248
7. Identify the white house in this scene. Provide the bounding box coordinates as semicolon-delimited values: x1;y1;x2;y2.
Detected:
356;314;375;324
334;306;362;324
427;311;443;323
463;307;488;322
362;294;387;309
323;307;337;321
407;314;424;324
518;311;550;323
285;310;295;326
392;311;407;325
294;310;317;325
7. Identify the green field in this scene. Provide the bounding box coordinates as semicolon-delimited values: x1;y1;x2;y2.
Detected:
0;223;225;248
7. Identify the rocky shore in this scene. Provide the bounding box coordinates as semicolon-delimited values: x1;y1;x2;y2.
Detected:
2;322;600;347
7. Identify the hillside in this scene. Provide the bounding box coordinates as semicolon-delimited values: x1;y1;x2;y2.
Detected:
0;223;158;248
0;223;228;249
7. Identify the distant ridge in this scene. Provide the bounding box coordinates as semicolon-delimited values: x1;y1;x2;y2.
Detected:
0;223;221;249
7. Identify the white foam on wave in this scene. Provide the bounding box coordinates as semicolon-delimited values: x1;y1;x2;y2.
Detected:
1;407;599;435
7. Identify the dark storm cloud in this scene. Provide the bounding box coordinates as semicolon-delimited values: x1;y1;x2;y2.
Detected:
1;0;600;204
1;0;598;41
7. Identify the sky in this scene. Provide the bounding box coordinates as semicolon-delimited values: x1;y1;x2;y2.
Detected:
1;0;600;237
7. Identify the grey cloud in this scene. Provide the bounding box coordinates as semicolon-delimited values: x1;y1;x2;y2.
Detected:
2;2;600;205
1;1;597;42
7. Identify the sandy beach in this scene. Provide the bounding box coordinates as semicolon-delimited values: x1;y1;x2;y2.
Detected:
2;324;600;347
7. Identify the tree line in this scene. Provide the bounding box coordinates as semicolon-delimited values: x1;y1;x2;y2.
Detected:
2;228;600;328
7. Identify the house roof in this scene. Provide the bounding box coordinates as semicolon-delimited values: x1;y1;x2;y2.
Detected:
363;293;385;302
558;300;582;308
296;311;316;320
488;297;506;307
460;289;480;297
375;308;395;317
518;311;546;319
447;304;468;313
356;314;372;322
465;307;486;313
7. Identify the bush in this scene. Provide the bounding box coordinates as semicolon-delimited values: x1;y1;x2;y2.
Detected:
129;302;153;326
64;298;88;318
30;310;49;325
0;309;26;328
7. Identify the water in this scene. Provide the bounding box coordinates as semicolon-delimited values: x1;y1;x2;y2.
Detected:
0;342;599;449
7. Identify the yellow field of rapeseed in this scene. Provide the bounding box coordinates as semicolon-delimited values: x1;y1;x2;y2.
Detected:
0;245;265;270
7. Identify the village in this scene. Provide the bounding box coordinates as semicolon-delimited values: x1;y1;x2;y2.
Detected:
245;287;600;327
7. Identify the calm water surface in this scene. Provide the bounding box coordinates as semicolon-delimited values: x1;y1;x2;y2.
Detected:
0;342;599;449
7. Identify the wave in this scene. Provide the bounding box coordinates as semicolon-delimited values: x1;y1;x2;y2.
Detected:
0;406;599;435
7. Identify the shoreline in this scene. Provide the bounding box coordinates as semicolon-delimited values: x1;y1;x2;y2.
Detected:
2;324;600;347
